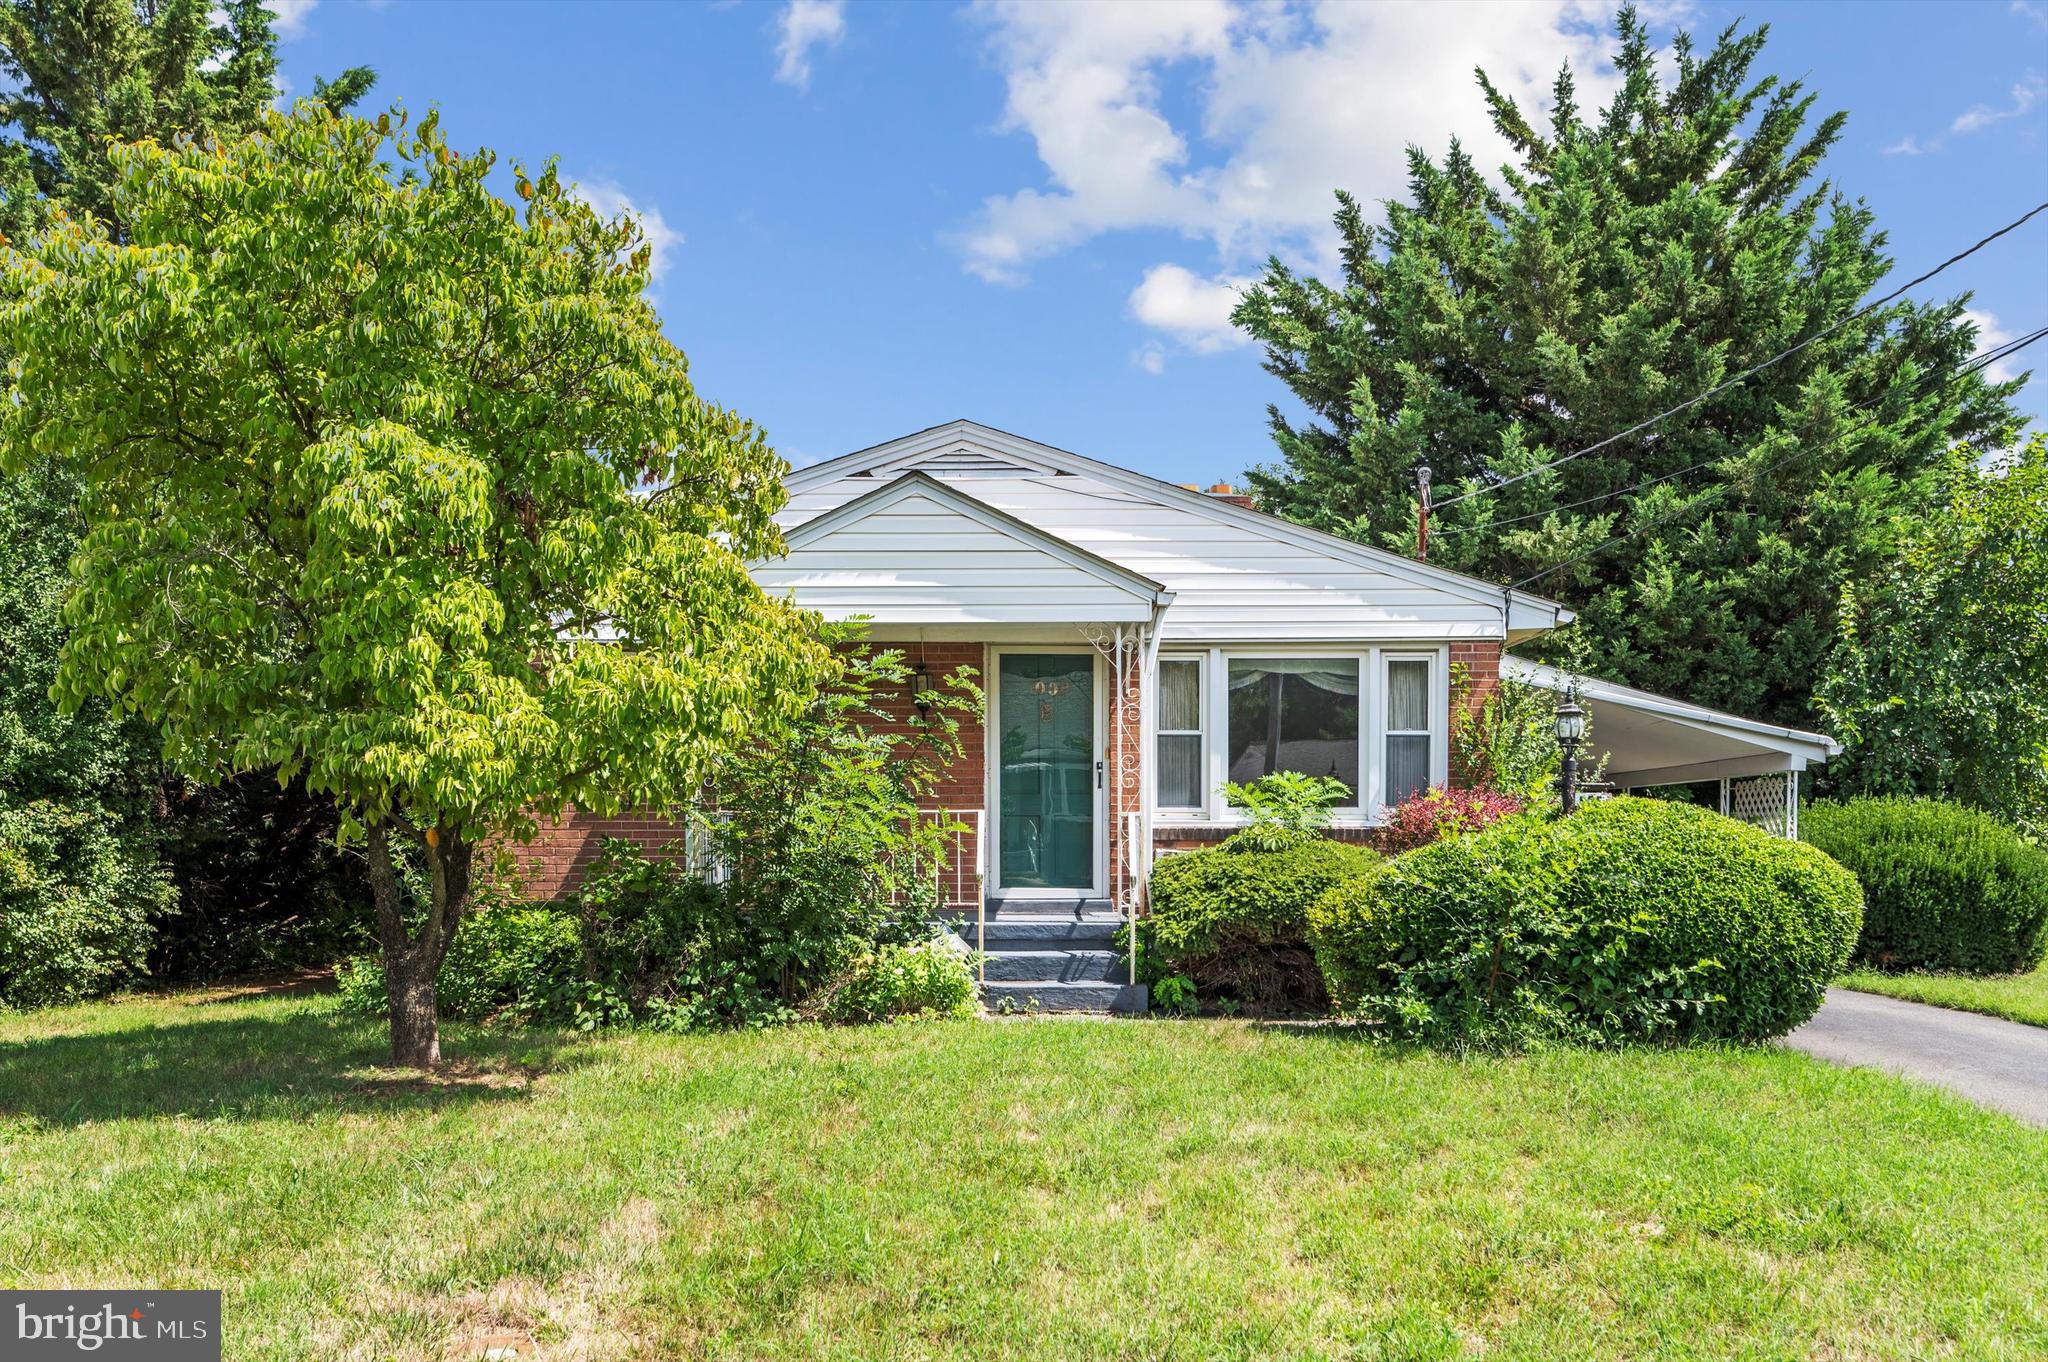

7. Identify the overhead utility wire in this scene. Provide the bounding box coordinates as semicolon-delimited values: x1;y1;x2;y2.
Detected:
1439;323;2048;538
1431;198;2048;514
1504;324;2048;591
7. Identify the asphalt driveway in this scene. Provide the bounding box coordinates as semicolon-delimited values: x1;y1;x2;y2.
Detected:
1786;987;2048;1126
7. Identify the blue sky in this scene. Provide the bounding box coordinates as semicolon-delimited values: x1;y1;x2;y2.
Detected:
274;0;2048;483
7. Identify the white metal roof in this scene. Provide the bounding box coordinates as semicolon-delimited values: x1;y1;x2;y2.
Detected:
778;420;1573;643
1502;656;1841;786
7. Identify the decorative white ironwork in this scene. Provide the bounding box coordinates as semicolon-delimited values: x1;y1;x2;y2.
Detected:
1719;773;1799;838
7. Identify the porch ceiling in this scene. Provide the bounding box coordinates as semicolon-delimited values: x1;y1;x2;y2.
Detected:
1501;657;1841;787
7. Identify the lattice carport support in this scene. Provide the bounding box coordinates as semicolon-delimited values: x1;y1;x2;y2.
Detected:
1718;772;1799;838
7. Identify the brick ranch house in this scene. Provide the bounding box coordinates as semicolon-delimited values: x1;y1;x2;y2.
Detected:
523;421;1840;1010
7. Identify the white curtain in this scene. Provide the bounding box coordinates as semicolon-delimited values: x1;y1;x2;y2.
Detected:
1227;657;1361;696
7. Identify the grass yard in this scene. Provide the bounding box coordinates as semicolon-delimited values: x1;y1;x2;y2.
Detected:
1839;958;2048;1028
2;989;2045;1361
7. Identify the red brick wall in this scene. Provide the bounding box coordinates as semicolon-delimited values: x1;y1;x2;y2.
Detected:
502;643;990;904
1107;647;1143;912
1449;640;1503;787
506;809;693;902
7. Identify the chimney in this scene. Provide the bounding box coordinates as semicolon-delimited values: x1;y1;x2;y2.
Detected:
1205;481;1255;509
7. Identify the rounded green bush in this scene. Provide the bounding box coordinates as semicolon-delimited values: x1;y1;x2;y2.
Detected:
1150;840;1380;955
1147;840;1379;1013
1803;797;2048;974
1560;799;1864;1041
1308;798;1863;1044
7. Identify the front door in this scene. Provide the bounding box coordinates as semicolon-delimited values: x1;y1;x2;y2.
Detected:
994;652;1099;894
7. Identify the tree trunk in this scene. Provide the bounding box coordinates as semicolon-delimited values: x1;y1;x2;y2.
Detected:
385;945;442;1068
366;820;475;1069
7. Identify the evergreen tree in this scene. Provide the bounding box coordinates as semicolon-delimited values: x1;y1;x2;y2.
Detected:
1232;6;2025;728
0;0;377;993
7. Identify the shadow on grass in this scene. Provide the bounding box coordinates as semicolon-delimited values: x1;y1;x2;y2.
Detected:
0;997;596;1128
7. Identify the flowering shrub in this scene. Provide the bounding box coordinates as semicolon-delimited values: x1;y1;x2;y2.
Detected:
1373;786;1524;854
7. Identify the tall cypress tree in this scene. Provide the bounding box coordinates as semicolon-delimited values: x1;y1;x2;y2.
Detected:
1232;6;2025;728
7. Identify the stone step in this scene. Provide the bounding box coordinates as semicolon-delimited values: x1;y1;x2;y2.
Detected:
980;949;1125;983
981;981;1149;1014
956;918;1122;950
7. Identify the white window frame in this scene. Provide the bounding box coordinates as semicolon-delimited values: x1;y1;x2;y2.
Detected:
1153;654;1208;818
1156;644;1450;826
1378;651;1445;814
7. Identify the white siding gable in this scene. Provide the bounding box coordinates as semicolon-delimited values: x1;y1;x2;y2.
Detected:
755;472;1163;625
772;424;1569;643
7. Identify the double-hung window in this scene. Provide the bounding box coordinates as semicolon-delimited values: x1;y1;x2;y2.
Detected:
1383;655;1434;806
1154;648;1441;822
1156;658;1205;813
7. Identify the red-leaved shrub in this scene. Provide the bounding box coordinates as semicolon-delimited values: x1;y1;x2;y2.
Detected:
1373;786;1524;854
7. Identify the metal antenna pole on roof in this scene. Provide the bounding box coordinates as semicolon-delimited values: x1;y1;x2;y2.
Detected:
1415;465;1432;561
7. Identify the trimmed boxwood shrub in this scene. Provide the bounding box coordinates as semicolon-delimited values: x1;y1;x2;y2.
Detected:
1309;798;1863;1045
1803;797;2048;974
1146;839;1379;1013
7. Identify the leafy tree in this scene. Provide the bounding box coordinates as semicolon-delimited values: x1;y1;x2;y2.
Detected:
1232;5;2023;728
0;0;379;994
1819;436;2048;832
0;104;829;1064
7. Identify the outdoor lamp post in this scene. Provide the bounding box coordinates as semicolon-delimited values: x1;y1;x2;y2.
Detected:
1554;691;1586;815
911;661;933;711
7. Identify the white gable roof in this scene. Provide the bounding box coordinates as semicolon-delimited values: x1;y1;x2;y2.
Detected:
772;421;1570;644
754;471;1169;625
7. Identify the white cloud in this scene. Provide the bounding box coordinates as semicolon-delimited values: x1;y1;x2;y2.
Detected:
573;180;684;284
958;0;1623;353
266;0;318;40
1951;72;2046;134
2014;2;2048;33
1128;264;1254;351
1963;308;2023;383
1133;341;1168;376
1881;136;1924;157
775;0;846;91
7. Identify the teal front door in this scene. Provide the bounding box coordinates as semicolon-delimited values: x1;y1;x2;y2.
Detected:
996;653;1098;892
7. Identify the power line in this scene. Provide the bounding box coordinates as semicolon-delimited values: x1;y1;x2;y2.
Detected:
1505;324;2048;591
1438;324;2048;539
1431;198;2048;514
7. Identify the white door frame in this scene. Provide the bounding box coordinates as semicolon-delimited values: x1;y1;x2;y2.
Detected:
986;645;1107;900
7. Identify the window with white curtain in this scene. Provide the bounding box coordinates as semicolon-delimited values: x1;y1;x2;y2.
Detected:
1156;658;1204;811
1385;657;1433;806
1226;657;1361;802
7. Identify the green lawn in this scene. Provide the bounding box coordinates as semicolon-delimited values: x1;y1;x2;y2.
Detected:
2;989;2045;1361
1840;958;2048;1028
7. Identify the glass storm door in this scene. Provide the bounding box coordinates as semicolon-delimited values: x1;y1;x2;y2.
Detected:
996;654;1098;892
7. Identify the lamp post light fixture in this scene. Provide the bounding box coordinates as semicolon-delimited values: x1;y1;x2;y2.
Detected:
1554;689;1586;815
910;661;933;711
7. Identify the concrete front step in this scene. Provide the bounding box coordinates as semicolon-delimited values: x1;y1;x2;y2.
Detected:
982;981;1149;1014
980;948;1124;983
945;917;1123;950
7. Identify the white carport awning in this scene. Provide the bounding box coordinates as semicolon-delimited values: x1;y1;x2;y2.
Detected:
1502;656;1841;789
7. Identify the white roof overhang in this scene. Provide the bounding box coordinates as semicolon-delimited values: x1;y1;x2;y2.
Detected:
1502;656;1842;787
789;420;1573;644
757;471;1170;625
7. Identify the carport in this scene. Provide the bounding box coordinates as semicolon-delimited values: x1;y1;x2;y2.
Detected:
1501;657;1842;837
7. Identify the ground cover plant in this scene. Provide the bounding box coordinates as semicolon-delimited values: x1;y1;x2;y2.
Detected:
1312;798;1862;1045
1;988;2043;1360
1804;796;2048;975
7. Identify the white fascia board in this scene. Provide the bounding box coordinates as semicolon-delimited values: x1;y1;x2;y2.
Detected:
784;420;1573;637
1502;655;1842;760
772;470;1171;607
